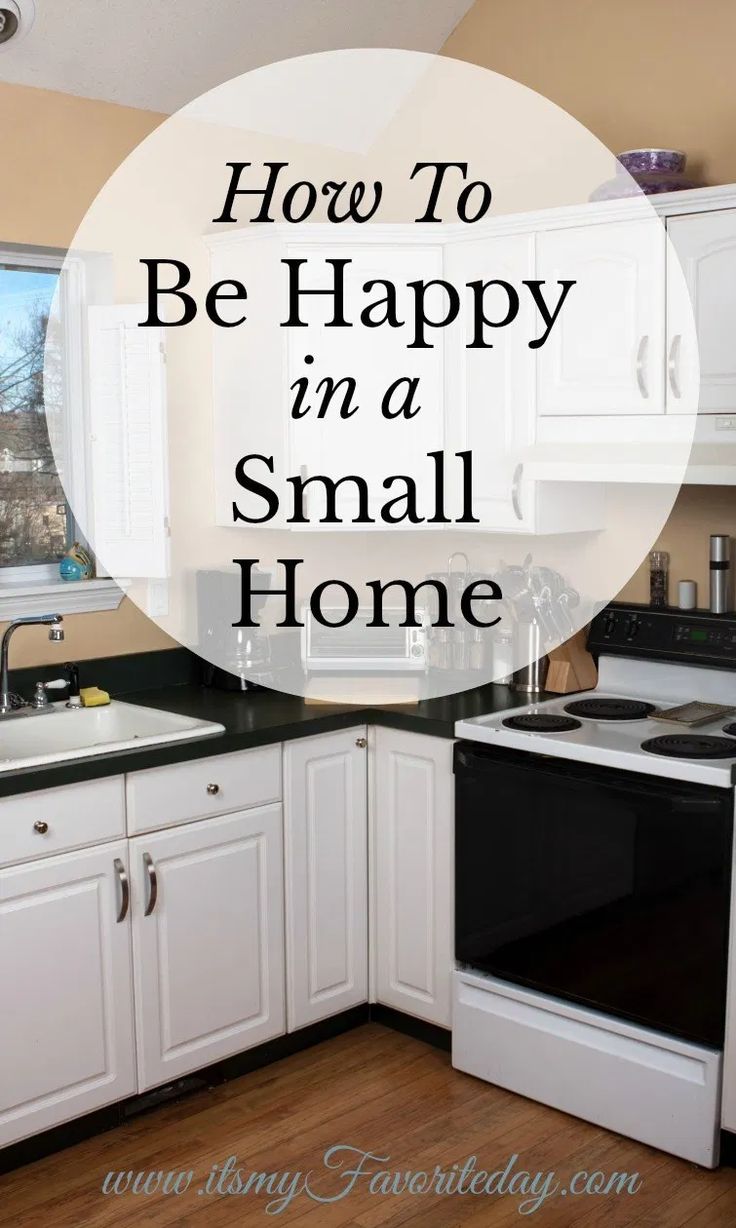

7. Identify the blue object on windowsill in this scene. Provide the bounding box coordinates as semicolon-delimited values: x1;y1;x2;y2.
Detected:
59;542;94;581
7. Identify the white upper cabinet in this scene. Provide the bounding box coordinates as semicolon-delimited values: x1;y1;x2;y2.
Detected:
444;231;603;532
130;805;285;1091
444;233;535;531
284;728;368;1029
211;193;736;495
209;233;444;529
285;243;445;527
0;842;136;1147
667;209;736;414
536;218;666;417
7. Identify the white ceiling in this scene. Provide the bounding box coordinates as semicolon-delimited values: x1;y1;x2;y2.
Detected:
0;0;475;114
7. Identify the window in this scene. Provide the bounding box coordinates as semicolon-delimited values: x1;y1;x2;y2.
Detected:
0;250;74;575
0;244;166;619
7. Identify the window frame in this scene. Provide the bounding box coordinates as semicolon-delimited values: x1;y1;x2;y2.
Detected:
0;242;126;616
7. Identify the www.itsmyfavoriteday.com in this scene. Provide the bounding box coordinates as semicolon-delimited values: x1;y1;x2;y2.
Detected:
101;1145;643;1217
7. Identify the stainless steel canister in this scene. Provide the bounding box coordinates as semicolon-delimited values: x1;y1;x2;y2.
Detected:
710;535;731;614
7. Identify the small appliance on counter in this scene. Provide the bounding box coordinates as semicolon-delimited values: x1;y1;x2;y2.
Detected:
452;601;736;1168
197;567;272;692
302;605;428;672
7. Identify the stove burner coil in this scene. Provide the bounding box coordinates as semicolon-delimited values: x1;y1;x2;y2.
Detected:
502;713;582;733
642;734;736;760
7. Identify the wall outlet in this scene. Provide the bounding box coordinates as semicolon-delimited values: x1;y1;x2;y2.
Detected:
146;579;169;616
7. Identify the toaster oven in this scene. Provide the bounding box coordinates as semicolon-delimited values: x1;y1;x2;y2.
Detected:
302;606;428;671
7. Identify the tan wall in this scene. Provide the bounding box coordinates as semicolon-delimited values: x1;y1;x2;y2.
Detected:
445;0;736;609
444;0;736;187
0;82;175;666
616;487;736;607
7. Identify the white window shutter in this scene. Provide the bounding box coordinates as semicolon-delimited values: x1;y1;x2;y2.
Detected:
87;305;169;579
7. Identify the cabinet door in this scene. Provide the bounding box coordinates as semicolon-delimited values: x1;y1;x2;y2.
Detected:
372;729;453;1028
131;805;285;1091
284;728;368;1029
211;235;291;527
0;841;136;1147
285;243;445;527
444;233;536;530
537;219;665;416
667;209;736;414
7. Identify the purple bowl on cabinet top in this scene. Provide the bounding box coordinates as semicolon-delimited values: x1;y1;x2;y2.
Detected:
589;169;695;201
616;148;687;176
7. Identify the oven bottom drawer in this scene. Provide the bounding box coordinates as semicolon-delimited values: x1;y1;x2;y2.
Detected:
452;970;721;1168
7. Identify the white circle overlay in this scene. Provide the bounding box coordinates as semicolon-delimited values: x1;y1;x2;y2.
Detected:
46;50;698;702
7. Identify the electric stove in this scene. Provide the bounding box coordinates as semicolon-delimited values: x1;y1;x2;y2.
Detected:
456;604;736;788
452;602;736;1168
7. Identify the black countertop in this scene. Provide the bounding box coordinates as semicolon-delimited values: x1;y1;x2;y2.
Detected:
0;666;533;800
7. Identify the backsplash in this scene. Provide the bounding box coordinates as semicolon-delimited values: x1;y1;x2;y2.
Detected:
617;486;736;608
8;647;198;698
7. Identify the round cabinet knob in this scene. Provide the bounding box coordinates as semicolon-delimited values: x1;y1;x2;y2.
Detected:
206;783;220;796
33;820;49;835
355;737;367;748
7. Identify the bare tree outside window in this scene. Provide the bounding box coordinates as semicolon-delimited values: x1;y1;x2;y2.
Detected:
0;265;68;567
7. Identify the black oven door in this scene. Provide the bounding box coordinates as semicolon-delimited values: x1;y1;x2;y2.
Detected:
454;741;734;1047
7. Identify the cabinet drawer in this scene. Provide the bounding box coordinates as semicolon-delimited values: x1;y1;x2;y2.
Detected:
0;777;126;867
126;745;282;834
453;970;721;1168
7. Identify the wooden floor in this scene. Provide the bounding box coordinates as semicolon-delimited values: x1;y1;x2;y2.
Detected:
3;1024;736;1226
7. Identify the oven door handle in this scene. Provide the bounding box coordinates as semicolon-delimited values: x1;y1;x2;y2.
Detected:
455;747;732;810
671;796;726;815
455;746;492;774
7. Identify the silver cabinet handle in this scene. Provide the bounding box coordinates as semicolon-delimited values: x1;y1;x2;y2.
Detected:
33;820;49;835
355;736;367;748
206;782;220;796
668;333;682;399
511;463;524;522
114;857;129;924
143;852;158;917
636;334;649;399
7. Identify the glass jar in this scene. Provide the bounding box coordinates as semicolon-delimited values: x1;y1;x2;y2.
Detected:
649;550;669;607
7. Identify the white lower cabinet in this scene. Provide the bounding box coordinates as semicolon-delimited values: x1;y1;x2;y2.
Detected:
284;728;368;1030
1;727;456;1150
0;840;136;1147
372;728;454;1028
130;805;285;1091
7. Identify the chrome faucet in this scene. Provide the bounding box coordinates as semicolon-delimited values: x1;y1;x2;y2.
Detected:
0;615;64;716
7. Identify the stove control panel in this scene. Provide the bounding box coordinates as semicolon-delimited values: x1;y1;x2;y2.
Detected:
588;604;736;667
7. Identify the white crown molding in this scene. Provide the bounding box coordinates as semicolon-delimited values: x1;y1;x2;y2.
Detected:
203;182;736;248
0;578;129;621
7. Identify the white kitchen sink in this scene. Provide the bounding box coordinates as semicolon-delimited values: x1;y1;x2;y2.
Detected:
0;700;225;772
